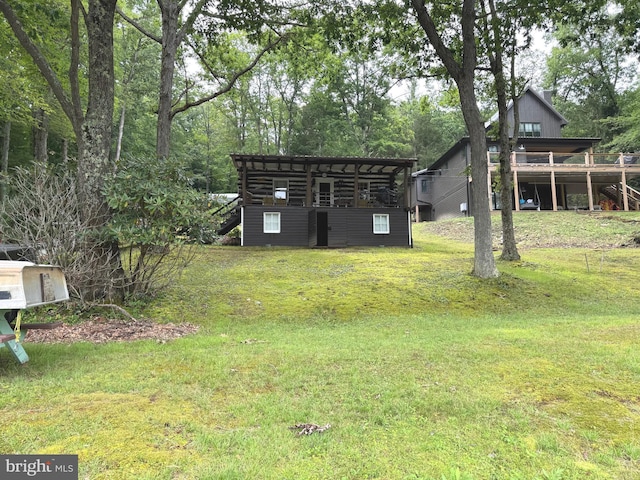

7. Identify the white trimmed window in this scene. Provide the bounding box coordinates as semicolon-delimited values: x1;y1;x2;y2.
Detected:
263;212;281;233
373;214;390;234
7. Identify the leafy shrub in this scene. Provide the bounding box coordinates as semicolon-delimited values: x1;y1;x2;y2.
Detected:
103;156;216;298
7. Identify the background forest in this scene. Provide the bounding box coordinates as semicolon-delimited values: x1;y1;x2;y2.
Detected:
2;1;639;194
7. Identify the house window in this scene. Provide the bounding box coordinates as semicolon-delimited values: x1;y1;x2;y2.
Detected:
420;177;432;194
373;214;390;234
519;122;541;137
273;179;288;200
263;212;281;233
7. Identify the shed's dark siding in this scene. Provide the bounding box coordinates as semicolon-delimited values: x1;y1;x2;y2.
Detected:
308;209;317;247
241;206;411;247
320;208;411;247
242;206;310;246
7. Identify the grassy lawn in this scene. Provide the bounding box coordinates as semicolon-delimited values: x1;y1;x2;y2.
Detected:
1;211;640;479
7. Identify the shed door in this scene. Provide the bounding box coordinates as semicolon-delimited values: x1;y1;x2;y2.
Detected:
317;212;329;247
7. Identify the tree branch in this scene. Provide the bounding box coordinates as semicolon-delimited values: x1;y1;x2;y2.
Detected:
89;303;138;322
198;10;307;29
171;34;286;117
177;0;209;43
116;6;161;43
70;0;84;128
0;0;78;133
410;0;463;80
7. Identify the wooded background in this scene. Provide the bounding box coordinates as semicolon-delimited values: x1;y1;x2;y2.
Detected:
2;1;638;193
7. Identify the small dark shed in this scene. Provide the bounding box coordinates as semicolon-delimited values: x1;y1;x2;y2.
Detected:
220;154;416;247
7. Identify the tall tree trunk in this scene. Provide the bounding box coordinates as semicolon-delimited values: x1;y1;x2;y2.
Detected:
458;0;498;278
1;120;10;202
459;75;500;278
496;100;520;261
0;0;123;300
33;107;49;163
482;0;519;261
411;0;498;278
78;0;116;220
506;50;523;258
78;0;123;300
492;60;519;261
156;0;180;159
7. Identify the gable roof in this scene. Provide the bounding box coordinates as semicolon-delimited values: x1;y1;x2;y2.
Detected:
484;86;568;129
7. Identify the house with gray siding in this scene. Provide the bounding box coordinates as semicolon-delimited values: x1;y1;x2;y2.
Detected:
411;87;640;221
217;154;416;247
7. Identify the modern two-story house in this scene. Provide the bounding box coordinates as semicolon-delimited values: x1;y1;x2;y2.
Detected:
411;87;640;221
217;154;416;247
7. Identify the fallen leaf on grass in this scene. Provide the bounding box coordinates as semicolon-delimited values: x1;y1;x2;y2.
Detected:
240;338;266;345
289;423;331;436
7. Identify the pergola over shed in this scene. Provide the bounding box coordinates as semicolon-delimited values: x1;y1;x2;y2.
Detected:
231;154;416;209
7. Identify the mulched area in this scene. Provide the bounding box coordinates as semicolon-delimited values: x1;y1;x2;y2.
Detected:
22;318;199;344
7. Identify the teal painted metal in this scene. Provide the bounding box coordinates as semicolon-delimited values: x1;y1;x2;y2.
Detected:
0;310;29;364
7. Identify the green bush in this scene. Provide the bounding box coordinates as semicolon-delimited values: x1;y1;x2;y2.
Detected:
103;156;216;298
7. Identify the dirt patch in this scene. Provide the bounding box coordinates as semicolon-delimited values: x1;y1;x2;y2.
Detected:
23;318;199;344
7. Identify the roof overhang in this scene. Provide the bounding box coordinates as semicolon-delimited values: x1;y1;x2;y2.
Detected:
510;137;601;154
231;154;417;176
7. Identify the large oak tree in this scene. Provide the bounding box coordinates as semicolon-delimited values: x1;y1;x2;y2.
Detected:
0;0;121;299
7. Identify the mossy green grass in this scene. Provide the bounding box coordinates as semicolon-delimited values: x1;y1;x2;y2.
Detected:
1;212;639;479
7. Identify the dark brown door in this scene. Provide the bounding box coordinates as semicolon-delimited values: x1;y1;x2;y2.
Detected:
317;212;328;246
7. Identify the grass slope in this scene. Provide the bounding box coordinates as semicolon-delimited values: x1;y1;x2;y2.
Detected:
1;211;639;479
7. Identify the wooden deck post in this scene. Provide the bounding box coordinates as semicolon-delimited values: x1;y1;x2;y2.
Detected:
621;169;629;211
354;165;360;208
586;171;594;211
403;166;409;209
241;161;248;203
550;152;558;211
306;164;313;207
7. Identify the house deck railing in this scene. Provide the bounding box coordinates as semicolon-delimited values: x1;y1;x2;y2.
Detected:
483;151;640;212
247;188;401;209
604;184;640;211
488;151;640;166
